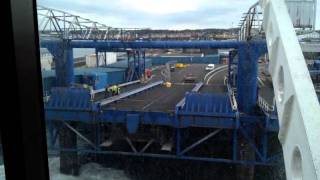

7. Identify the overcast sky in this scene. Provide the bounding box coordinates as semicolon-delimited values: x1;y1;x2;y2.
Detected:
38;0;319;30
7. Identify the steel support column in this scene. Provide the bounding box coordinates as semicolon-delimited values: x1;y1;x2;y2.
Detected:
237;43;267;113
47;40;74;87
95;49;99;67
59;122;78;175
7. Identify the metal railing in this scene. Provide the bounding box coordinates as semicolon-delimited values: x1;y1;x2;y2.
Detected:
97;80;163;106
37;6;146;40
238;2;264;41
258;96;274;112
227;83;238;111
37;6;239;41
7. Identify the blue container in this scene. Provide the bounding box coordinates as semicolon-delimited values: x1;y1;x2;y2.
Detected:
107;60;129;69
145;59;152;68
79;72;107;90
106;70;125;86
76;68;126;89
42;67;126;91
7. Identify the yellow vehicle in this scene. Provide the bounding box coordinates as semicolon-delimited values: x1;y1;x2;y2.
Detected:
175;63;184;68
175;63;189;68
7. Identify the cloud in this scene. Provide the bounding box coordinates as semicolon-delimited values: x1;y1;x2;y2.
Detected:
37;0;319;30
119;0;201;15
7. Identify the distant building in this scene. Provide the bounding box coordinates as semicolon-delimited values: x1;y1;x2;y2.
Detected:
40;48;53;70
285;0;317;30
298;31;320;41
85;52;118;67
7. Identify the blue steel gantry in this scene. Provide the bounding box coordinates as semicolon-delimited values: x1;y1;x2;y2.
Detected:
39;6;281;178
43;39;279;163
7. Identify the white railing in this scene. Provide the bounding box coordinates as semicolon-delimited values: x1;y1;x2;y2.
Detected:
260;0;320;179
227;84;238;111
258;95;274;112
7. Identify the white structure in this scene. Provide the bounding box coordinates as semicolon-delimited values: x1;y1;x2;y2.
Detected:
40;49;53;70
40;55;53;70
260;0;320;179
86;52;117;67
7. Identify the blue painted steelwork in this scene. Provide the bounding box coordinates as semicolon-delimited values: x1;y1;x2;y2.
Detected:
175;82;204;118
41;40;248;50
126;114;140;134
45;86;278;166
42;39;279;166
46;87;97;111
177;93;234;117
46;40;74;87
178;129;222;156
46;116;279;166
46;104;274;130
236;42;268;113
46;104;278;164
233;117;240;161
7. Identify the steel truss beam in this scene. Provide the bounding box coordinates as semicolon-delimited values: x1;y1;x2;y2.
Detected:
63;122;98;150
37;6;230;41
178;129;222;156
37;6;145;40
47;121;279;166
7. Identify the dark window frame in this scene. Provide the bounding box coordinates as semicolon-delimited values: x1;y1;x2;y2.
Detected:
2;0;50;179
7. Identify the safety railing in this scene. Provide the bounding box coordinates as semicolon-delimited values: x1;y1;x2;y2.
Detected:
258;95;274;112
238;2;264;40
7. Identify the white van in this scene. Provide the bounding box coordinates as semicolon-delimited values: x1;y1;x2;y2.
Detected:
205;64;215;71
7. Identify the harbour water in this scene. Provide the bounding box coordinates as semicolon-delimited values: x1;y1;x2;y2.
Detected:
0;153;285;180
50;157;130;180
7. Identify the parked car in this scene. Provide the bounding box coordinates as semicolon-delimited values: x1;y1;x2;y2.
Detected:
170;64;175;72
205;64;215;71
184;73;196;83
